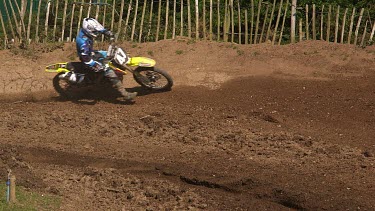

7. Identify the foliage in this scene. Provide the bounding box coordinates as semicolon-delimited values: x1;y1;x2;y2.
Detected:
0;0;374;48
0;183;61;210
296;0;374;8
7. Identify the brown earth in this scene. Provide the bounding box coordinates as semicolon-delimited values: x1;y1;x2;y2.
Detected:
0;39;374;210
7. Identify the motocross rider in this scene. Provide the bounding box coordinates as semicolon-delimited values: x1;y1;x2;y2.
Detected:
65;17;137;100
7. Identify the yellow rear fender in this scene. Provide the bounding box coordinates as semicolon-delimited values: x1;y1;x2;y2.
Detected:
45;63;70;73
128;57;156;67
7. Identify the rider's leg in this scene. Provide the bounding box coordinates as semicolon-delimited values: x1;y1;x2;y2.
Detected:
59;72;84;83
104;68;137;100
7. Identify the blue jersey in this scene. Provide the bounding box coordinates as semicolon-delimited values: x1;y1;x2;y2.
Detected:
76;29;96;67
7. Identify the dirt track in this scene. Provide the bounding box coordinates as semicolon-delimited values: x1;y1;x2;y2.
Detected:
0;40;375;210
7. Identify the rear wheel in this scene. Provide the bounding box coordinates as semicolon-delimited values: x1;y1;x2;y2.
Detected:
133;67;173;91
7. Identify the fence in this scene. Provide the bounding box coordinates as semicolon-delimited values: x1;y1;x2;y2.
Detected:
0;0;374;48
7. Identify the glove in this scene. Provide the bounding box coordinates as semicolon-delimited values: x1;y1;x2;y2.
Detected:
91;61;105;72
104;30;115;42
104;30;114;38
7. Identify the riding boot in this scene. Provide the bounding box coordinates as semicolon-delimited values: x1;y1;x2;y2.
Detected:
112;79;138;100
105;68;137;100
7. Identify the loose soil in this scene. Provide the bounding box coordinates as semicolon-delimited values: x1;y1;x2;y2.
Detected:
0;39;374;210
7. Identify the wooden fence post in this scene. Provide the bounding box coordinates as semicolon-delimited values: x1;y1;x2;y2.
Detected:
320;5;324;40
164;0;169;40
13;0;26;41
348;7;355;44
147;0;154;40
17;1;29;43
260;4;269;43
370;18;375;42
305;4;309;40
278;0;289;45
118;0;125;40
180;0;184;36
156;0;161;41
124;0;133;39
26;0;33;43
299;18;303;41
250;0;254;44
334;5;340;43
354;8;364;46
217;0;220;41
224;0;228;41
110;0;116;32
53;0;59;41
131;0;139;41
340;8;348;43
230;0;234;43
187;0;191;38
87;0;92;18
254;0;262;44
61;0;68;42
210;0;213;40
291;0;296;43
0;8;8;46
77;0;84;37
19;0;26;33
9;0;21;40
360;20;368;47
326;5;331;42
312;4;316;40
9;175;16;203
3;0;15;40
203;0;206;39
139;0;147;43
266;0;276;42
95;1;99;20
35;0;42;42
172;0;176;39
237;0;241;44
101;0;108;42
195;0;199;40
70;2;76;42
272;0;283;45
44;1;51;42
245;9;248;44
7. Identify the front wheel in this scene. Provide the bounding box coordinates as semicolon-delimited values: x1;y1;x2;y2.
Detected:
133;67;173;91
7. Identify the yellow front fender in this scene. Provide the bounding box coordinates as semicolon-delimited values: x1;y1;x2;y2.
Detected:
45;63;70;73
128;57;156;67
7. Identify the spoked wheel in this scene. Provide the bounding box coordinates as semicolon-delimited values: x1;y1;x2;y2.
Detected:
133;67;173;91
53;72;87;98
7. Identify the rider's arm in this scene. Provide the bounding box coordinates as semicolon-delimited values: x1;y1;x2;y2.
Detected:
79;40;103;71
99;29;114;38
80;44;97;66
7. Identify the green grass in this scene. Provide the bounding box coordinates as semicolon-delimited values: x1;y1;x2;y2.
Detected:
0;183;61;211
147;50;154;56
253;51;260;56
175;50;184;55
237;49;244;56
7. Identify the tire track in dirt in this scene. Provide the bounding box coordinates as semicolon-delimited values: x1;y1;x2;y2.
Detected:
18;145;308;210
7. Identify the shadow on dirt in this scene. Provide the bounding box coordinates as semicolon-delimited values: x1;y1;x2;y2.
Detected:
52;86;171;105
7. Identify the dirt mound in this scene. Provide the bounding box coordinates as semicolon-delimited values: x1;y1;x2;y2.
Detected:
0;40;374;210
1;39;374;96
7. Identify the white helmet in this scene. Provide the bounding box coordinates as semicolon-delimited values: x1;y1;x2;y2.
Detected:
82;18;105;38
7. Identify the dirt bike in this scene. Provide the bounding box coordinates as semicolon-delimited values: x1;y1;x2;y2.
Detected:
45;42;173;98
